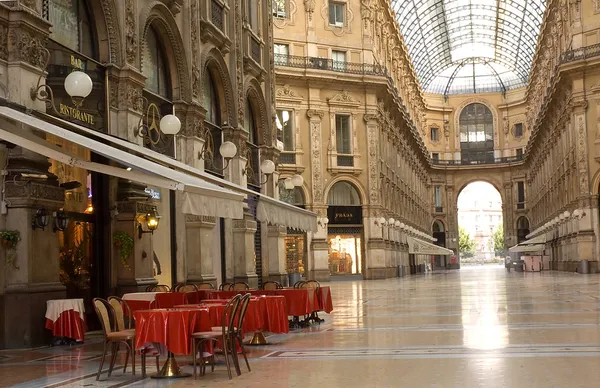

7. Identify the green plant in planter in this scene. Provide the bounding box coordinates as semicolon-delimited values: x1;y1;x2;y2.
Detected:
0;230;20;269
112;231;133;270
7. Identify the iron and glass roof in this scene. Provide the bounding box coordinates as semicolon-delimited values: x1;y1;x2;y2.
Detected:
390;0;546;95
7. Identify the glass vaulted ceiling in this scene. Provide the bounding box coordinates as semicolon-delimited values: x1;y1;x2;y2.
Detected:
390;0;546;95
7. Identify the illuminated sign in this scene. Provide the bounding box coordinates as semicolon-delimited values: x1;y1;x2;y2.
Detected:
59;104;95;125
145;188;161;200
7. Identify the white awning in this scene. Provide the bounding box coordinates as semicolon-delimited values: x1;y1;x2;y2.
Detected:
508;244;546;253
30;109;318;230
0;107;244;220
407;237;454;255
508;234;547;253
257;195;317;232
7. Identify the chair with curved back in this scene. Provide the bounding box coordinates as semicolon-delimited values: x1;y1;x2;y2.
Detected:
230;282;250;291
176;284;199;293
293;280;306;288
231;293;252;374
219;282;233;291
301;280;320;289
262;281;282;290
299;280;324;324
191;294;242;379
107;297;159;377
195;283;215;290
148;284;171;292
93;298;136;380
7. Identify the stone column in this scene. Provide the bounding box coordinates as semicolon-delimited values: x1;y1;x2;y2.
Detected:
232;217;258;288
365;210;386;279
114;199;156;294
184;215;217;286
266;224;288;284
310;207;330;281
1;146;65;349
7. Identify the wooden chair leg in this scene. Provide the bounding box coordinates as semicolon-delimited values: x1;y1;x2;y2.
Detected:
156;356;160;372
238;335;251;372
192;339;197;380
123;344;130;373
96;342;109;381
223;336;232;380
141;350;146;378
108;342;118;377
230;335;241;376
130;341;136;377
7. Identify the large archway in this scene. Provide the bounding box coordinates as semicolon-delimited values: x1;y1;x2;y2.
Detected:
456;181;504;266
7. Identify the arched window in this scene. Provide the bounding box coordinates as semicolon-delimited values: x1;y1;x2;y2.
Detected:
459;103;494;162
516;216;530;243
245;98;260;187
141;26;174;156
48;0;96;59
433;220;444;233
143;28;170;99
327;182;361;206
203;70;223;174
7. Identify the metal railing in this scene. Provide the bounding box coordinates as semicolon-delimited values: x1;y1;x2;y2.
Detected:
337;155;354;167
280;152;296;165
432;154;524;166
561;43;600;64
211;0;224;31
250;36;261;64
274;54;388;76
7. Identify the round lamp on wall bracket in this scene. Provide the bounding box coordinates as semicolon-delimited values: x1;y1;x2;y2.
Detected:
159;114;182;135
64;71;93;108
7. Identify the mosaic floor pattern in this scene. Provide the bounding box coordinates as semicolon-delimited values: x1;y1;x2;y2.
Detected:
3;266;600;387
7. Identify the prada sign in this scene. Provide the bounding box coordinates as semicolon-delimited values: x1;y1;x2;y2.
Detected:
328;206;362;225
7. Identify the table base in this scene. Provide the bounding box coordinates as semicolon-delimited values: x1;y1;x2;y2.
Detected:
151;352;191;379
247;331;269;346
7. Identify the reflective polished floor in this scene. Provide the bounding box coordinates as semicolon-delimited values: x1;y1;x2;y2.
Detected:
3;266;600;388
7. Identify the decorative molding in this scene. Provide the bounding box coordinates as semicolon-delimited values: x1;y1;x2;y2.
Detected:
310;120;323;203
125;0;137;65
273;0;298;29
100;0;124;66
276;84;303;101
327;90;360;106
367;122;378;204
304;0;315;17
191;0;200;99
306;109;324;119
8;28;47;69
0;25;8;61
320;0;354;37
4;182;64;203
246;79;270;145
201;48;235;125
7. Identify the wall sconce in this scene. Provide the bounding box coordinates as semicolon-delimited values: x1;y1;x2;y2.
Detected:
388;218;396;227
53;210;69;232
133;100;181;154
197;128;238;171
32;208;49;230
374;217;387;227
30;48;94;113
244;159;276;185
138;211;160;239
282;174;304;190
399;222;405;231
318;217;329;228
395;220;401;228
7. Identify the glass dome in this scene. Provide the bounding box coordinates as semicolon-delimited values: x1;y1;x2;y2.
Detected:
390;0;546;95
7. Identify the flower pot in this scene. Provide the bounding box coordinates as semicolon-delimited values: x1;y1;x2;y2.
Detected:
114;241;122;249
1;240;12;249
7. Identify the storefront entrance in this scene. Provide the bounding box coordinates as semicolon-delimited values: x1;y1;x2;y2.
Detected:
327;229;363;275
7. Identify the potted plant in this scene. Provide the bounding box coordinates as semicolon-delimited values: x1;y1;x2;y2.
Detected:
0;230;20;268
112;231;133;270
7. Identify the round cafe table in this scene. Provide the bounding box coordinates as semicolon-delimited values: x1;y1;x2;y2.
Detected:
134;308;204;379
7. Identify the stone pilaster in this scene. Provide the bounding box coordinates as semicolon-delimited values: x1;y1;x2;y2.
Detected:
184;215;218;285
266;224;288;284
232;217;259;288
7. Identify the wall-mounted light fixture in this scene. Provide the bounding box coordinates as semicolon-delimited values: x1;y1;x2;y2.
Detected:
32;208;49;231
138;210;161;239
197;128;238;171
244;159;276;185
30;48;94;114
374;217;387;227
318;217;329;228
53;210;69;232
132;100;182;154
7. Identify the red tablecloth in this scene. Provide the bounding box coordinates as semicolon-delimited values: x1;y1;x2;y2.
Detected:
316;286;333;313
199;289;317;317
255;295;288;333
44;310;87;341
133;308;201;355
154;292;188;308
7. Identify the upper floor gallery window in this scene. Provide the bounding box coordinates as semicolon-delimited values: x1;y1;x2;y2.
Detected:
246;0;259;33
430;126;439;142
459;103;493;149
335;115;351;155
274;43;289;65
514;123;524;138
143;28;169;99
48;0;95;58
272;0;287;18
203;71;224;174
329;2;345;26
245;98;260;187
332;50;346;71
276;110;294;152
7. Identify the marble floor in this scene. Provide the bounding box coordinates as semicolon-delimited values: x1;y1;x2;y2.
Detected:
3;266;600;388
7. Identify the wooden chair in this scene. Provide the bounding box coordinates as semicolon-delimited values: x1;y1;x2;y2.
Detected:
93;298;136;380
195;283;215;290
148;284;170;292
262;281;282;290
301;280;320;289
230;282;250;291
107;297;159;377
231;293;252;374
219;282;233;290
293;280;306;288
191;295;242;380
299;280;324;324
176;284;199;293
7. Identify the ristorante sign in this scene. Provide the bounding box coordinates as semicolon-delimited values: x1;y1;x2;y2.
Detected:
59;104;95;125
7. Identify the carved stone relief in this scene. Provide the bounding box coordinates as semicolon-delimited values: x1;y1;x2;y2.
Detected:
8;28;47;69
308;110;324;203
125;0;137;65
191;0;200;99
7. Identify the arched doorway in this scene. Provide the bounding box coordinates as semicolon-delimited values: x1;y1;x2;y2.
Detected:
516;217;530;243
432;220;447;269
457;181;503;266
327;181;363;277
